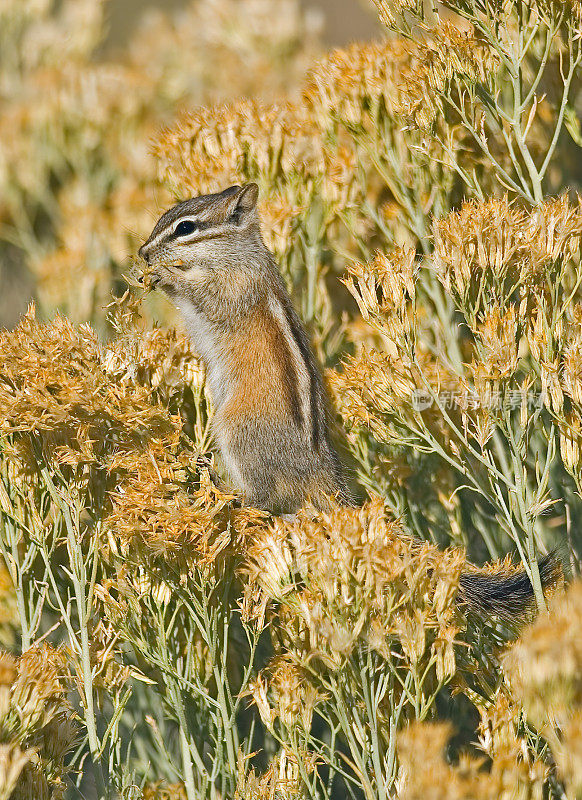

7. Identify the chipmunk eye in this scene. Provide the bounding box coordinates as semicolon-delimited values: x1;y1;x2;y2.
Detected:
174;220;198;237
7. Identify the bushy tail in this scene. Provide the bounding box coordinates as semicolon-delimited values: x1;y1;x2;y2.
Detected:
458;553;561;618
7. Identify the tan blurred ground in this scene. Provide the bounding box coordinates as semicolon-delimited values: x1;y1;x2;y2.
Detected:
104;0;379;50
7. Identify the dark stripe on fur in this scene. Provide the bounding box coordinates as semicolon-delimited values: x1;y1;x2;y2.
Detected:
278;292;322;449
269;310;303;429
458;553;559;618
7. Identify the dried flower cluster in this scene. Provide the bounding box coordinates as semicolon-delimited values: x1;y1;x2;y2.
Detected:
155;100;323;197
433;196;582;320
398;716;546;800
107;441;264;561
0;308;177;469
504;579;582;729
0;645;77;800
246;499;464;711
504;580;582;797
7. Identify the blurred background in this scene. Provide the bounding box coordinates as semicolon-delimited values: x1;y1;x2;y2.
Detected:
0;0;378;331
104;0;378;51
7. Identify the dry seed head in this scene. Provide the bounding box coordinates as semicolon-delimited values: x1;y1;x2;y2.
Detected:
105;324;207;401
10;644;70;733
258;193;304;260
559;413;582;476
423;23;495;90
0;308;179;470
304;39;416;126
154;99;325;199
527;305;550;363
433;625;457;682
234;749;305;800
392;609;426;665
244;499;463;667
471;304;520;401
398;717;546;800
399;25;496;130
329;348;418;436
504;579;582;730
541;359;564;413
562;335;582;406
250;657;323;732
330;347;461;449
476;690;532;777
0;644;77;799
107;440;265;562
0;745;34;800
344;248;416;326
433;196;582;316
554;709;582;797
303;29;492;134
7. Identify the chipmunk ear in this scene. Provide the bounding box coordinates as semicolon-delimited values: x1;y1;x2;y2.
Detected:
238;182;259;209
228;183;259;224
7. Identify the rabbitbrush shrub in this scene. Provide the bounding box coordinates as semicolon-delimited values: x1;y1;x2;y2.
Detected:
1;0;582;798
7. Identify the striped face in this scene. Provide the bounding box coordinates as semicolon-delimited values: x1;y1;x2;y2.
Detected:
138;183;260;283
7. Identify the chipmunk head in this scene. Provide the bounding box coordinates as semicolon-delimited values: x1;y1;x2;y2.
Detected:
138;183;261;294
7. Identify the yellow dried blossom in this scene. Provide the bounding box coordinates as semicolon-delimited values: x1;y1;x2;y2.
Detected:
504;579;582;729
475;688;551;796
306;25;495;133
106;440;265;561
303;36;477;229
559;413;582;476
0;308;178;469
562;333;582;405
0;744;33;800
330;348;417;430
398;718;546;800
0;645;77;800
344;248;416;328
434;196;582;318
244;498;464;669
154;99;325;200
420;23;496;98
470;303;521;409
249;656;324;734
304;39;417;127
0;308;265;565
473;304;519;383
554;709;582;798
257;194;303;260
540;358;564;413
330;347;460;448
306;26;494;131
0;563;18;649
104;323;207;403
234;750;304;800
526;304;551;364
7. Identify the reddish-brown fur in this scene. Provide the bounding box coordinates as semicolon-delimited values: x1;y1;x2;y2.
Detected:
219;307;298;421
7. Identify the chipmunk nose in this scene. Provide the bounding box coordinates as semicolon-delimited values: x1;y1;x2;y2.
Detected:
138;244;150;264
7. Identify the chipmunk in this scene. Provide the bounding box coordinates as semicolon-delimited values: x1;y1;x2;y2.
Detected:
139;183;351;514
139;182;558;616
